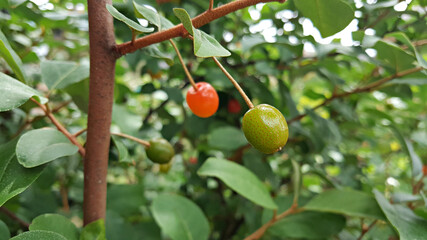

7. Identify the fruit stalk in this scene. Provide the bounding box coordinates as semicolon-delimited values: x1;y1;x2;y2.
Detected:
211;57;254;109
169;39;198;91
111;132;150;147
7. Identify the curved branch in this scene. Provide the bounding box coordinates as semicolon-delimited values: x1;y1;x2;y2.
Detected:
115;0;286;55
288;66;423;124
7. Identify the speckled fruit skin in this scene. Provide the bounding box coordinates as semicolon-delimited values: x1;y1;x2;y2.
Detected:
186;82;219;118
146;139;175;164
242;104;289;154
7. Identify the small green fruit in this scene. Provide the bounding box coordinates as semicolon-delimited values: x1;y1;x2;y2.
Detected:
159;162;172;173
146;138;175;164
242;104;289;154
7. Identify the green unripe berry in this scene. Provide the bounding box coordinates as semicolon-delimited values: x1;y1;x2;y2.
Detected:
242;104;289;154
146;138;175;164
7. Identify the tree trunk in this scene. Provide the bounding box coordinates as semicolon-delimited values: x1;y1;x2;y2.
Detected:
84;0;117;225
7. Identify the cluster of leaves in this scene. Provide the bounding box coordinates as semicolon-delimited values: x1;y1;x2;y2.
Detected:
0;0;427;239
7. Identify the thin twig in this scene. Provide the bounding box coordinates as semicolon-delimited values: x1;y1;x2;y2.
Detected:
357;220;377;240
288;66;423;124
209;0;214;11
111;132;150;147
12;100;72;138
73;128;87;137
169;39;198;90
212;57;254;109
30;98;86;157
244;204;301;240
0;207;30;229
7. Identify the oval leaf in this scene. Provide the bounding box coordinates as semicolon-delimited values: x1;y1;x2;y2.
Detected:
16;128;78;168
0;30;27;83
41;60;89;91
193;29;231;58
133;2;174;31
304;189;385;220
295;0;354;38
80;219;106;240
207;126;248;151
198;158;277;209
374;189;427;240
0;139;44;206
29;214;79;240
106;4;154;34
0;73;47;112
0;219;10;240
173;8;194;35
151;194;210;240
11;230;67;240
111;136;132;163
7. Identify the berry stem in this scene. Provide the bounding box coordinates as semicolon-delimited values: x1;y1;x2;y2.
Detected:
169;39;198;91
111;132;150;147
212;57;254;109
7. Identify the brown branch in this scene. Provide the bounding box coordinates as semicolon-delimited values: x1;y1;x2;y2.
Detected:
84;0;117;225
73;128;87;137
287;66;423;124
111;132;150;147
357;220;377;240
12;100;72;138
30;98;86;157
0;207;30;229
245;204;302;240
209;0;214;11
115;0;286;55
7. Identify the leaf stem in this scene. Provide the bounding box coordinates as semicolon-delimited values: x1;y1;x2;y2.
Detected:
169;39;198;90
111;132;150;147
209;0;214;11
212;57;254;109
30;98;86;157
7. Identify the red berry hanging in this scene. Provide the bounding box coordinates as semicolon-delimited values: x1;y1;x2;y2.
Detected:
227;99;241;114
186;82;219;118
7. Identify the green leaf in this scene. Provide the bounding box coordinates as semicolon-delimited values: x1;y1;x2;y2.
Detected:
390;125;423;180
374;41;416;72
107;184;145;217
389;78;427;85
64;78;89;113
151;194;210;240
291;160;301;205
198;158;277;209
16;128;78;168
0;73;48;112
0;219;10;240
294;0;354;38
0;30;27;83
304;189;385;220
172;8;194;35
207;127;248;151
173;8;230;57
11;230;67;240
193;30;231;58
111;136;132;163
267;211;346;239
386;32;427;69
29;214;79;240
142;44;174;66
41;60;89;91
106;4;154;34
0;139;44;206
374;189;427;240
133;1;174;31
80;219;106;240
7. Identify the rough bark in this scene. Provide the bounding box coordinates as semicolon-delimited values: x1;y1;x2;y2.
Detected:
84;0;117;225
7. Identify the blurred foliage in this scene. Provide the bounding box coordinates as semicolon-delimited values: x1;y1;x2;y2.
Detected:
0;0;427;239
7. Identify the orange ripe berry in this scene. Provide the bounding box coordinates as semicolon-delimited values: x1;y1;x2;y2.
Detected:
186;82;219;118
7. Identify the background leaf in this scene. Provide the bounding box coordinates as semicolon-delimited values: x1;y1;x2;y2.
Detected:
106;4;154;34
0;220;10;240
80;219;106;240
0;30;27;82
207;126;248;151
41;60;89;91
10;230;67;240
